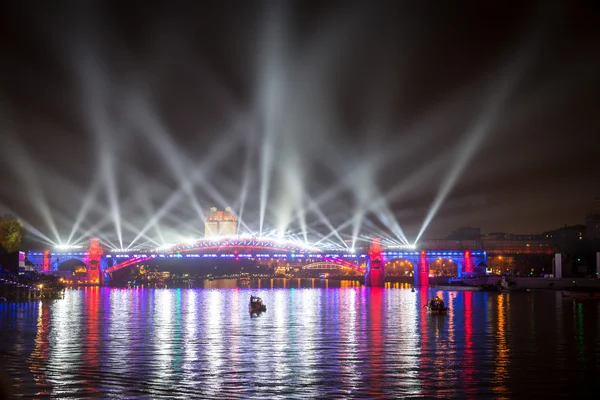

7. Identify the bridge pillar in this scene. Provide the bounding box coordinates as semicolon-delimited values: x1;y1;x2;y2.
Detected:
463;250;473;276
415;251;429;287
43;250;50;272
87;238;103;284
364;238;384;287
554;253;562;278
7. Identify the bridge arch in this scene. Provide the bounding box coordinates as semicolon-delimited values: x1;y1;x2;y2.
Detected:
302;262;362;272
383;258;415;277
427;257;462;278
52;256;87;272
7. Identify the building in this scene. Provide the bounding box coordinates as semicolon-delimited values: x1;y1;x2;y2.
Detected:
204;207;237;237
542;224;586;242
485;232;544;240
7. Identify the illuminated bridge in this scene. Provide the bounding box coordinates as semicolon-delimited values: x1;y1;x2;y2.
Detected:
26;237;557;287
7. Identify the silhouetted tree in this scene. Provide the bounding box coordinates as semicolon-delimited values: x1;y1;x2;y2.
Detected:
0;215;24;253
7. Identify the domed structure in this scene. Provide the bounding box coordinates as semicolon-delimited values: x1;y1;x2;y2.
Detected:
205;207;237;237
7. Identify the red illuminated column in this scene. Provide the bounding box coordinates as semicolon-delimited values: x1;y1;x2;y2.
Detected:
365;238;384;287
415;251;429;287
43;250;50;272
87;238;103;284
463;250;473;275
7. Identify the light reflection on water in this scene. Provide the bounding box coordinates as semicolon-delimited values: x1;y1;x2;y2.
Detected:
1;279;600;398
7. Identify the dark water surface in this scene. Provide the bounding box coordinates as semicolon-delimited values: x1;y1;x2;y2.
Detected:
1;280;600;399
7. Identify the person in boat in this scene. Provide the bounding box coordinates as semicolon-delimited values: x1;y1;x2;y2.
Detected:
429;296;445;309
250;295;263;307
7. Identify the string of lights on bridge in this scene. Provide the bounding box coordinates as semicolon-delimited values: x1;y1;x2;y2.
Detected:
47;236;418;254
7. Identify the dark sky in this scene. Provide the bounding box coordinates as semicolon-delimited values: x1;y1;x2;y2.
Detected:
1;1;599;249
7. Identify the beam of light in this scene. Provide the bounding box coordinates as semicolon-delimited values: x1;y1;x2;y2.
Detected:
121;107;244;247
257;1;289;236
127;141;237;247
191;173;253;235
70;191;159;249
54;244;83;250
276;89;463;245
315;157;448;247
126;90;206;226
296;207;308;244
128;184;187;248
304;196;347;249
235;127;255;235
361;219;406;246
415;36;538;244
75;43;125;250
349;164;374;250
102;152;123;250
74;33;206;251
66;181;100;245
374;209;410;246
136;188;165;245
274;156;305;240
307;76;484;246
124;166;170;246
296;108;451;247
348;160;411;248
0;132;61;244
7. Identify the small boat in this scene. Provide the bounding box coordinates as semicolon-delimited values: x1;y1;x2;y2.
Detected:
563;288;600;300
249;295;266;313
426;296;448;315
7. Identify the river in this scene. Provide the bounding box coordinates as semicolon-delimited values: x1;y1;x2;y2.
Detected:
1;279;599;398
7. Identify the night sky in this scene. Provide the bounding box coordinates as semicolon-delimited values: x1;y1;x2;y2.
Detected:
1;1;599;248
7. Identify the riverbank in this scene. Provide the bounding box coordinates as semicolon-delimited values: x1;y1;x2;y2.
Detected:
438;276;600;291
0;269;65;301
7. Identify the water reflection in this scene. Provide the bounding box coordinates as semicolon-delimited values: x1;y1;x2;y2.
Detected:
494;294;510;398
338;288;359;394
1;287;600;398
463;291;475;395
204;290;224;396
28;301;50;395
82;287;101;396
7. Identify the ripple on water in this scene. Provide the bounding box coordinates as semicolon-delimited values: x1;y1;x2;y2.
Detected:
1;285;600;398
